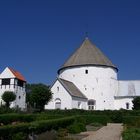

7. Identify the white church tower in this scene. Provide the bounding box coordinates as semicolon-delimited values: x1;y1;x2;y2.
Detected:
0;67;26;109
46;38;118;110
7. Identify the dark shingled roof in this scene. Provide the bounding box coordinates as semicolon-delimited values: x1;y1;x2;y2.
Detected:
58;38;117;73
58;78;87;99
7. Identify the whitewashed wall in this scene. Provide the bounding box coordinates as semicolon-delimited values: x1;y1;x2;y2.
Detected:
45;80;88;110
45;80;72;109
59;66;118;110
117;80;140;96
72;97;87;109
114;97;133;110
0;67;26;109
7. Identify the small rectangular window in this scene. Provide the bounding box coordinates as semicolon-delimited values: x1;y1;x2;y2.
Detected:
85;70;88;74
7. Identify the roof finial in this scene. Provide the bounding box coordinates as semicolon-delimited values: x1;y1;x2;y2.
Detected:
85;23;89;39
85;31;88;39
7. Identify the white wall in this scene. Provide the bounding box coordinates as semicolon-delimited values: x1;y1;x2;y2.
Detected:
114;97;133;110
117;80;140;96
0;67;26;109
45;80;72;109
59;66;118;110
72;97;87;110
45;80;88;110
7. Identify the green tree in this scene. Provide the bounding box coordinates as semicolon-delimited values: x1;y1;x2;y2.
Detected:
27;83;52;111
2;91;16;108
132;97;140;110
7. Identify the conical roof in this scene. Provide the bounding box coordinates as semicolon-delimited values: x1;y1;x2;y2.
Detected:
58;38;117;73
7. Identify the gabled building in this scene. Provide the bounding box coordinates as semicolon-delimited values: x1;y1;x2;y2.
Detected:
0;67;26;109
45;38;140;110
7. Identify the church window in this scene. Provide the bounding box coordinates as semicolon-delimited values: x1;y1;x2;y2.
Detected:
2;79;10;85
126;102;129;109
88;99;96;110
85;70;88;74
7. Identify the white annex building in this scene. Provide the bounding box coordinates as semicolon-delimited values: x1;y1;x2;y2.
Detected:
0;67;26;109
45;38;140;110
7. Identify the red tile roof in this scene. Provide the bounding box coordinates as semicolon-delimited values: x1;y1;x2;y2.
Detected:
9;68;26;81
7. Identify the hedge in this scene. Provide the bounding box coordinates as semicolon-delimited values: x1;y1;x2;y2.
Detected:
43;109;140;116
0;116;75;137
0;114;35;124
77;115;110;125
123;116;140;126
0;113;64;125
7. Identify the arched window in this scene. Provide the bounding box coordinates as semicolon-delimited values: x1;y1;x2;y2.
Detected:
88;99;96;110
55;98;61;109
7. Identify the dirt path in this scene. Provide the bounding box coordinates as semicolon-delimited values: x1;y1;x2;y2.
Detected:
82;123;123;140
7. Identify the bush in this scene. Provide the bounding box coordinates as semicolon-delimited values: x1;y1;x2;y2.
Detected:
123;128;140;140
123;116;140;126
57;128;68;137
110;112;123;123
67;122;86;134
12;132;28;140
0;106;19;114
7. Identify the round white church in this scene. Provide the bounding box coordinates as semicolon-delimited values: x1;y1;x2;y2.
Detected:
45;38;140;110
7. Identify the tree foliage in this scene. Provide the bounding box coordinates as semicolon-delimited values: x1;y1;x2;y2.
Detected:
26;84;52;111
2;91;16;108
132;97;140;110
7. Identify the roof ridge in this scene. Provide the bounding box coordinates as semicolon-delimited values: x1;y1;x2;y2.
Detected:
8;67;26;81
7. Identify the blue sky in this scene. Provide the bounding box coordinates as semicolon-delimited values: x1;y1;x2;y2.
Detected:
0;0;140;84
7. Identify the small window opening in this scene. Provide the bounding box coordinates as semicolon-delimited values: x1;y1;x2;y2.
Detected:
57;87;59;92
85;70;88;74
126;103;129;109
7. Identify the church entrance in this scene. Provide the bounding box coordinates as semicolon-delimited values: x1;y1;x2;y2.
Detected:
88;99;96;110
55;98;61;109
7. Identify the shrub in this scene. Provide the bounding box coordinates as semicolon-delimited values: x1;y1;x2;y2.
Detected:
57;128;68;137
67;122;86;134
122;128;140;140
110;112;123;123
122;116;140;126
12;132;28;140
